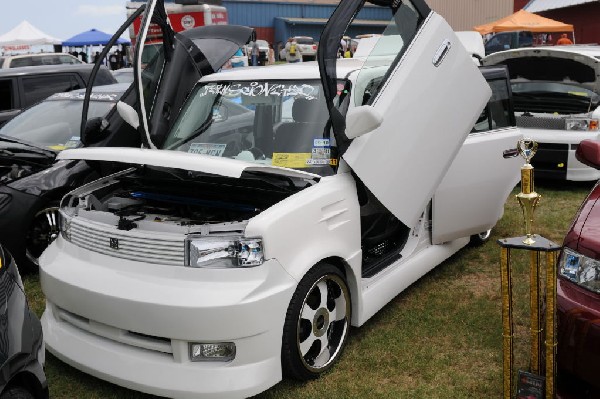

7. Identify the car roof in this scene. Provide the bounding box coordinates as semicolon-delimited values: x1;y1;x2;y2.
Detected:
45;83;129;102
487;45;600;60
0;63;102;78
4;52;78;60
202;59;365;82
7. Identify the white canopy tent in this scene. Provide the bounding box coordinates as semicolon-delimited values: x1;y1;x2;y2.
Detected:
0;21;61;46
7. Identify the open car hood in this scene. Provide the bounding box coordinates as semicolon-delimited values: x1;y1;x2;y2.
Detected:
483;48;600;93
57;147;320;181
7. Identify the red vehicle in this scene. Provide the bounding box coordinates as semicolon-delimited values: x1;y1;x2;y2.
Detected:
557;139;600;395
127;0;227;45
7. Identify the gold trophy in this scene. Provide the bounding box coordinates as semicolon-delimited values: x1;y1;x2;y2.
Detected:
498;138;560;399
516;138;541;245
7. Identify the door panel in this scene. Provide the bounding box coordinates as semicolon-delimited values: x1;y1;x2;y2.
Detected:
343;12;491;228
432;127;522;244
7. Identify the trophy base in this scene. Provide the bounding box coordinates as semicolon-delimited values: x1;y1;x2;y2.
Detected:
523;235;536;245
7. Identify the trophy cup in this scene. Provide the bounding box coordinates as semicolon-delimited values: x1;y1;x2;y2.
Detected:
498;138;560;399
516;138;541;245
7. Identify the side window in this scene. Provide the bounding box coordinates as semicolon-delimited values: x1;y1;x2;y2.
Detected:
0;57;5;68
21;75;78;107
0;80;14;111
354;1;422;106
471;78;513;133
59;55;77;65
9;57;34;68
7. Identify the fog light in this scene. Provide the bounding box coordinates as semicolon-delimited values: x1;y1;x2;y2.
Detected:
189;342;236;362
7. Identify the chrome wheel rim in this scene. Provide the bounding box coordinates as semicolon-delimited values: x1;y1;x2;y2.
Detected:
25;207;60;265
297;273;350;372
478;229;492;241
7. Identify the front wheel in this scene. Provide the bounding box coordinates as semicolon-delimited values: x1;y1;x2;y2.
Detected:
24;202;60;272
282;263;351;380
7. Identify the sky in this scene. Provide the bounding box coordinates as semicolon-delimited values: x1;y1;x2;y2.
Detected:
0;1;131;42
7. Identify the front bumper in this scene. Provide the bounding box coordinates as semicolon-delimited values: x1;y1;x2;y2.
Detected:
522;128;600;181
40;237;298;399
557;277;600;390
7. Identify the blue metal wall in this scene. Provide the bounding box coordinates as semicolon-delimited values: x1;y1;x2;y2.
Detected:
222;0;390;27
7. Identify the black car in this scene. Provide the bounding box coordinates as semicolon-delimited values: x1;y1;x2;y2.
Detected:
0;83;133;272
0;245;47;399
0;6;255;274
0;64;116;128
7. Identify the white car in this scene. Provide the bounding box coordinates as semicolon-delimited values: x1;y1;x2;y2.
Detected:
0;53;83;68
483;45;600;181
39;1;521;398
280;36;318;61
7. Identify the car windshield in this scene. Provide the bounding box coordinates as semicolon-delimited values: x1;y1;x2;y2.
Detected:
162;79;350;176
0;99;114;150
511;81;599;114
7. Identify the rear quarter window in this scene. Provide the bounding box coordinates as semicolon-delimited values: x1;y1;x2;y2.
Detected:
21;74;81;107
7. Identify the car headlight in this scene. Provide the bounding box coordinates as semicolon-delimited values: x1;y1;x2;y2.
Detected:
59;211;71;242
566;118;599;131
185;235;264;268
559;248;600;293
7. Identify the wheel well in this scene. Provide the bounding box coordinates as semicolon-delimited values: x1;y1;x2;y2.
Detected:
321;256;359;326
4;371;45;398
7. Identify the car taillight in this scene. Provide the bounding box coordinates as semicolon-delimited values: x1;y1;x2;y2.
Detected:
312;45;317;50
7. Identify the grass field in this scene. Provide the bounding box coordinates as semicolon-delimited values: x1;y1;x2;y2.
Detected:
22;180;596;398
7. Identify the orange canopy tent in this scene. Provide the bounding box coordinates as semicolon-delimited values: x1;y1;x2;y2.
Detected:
474;9;573;35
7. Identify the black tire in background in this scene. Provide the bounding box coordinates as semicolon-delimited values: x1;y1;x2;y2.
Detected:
0;386;35;399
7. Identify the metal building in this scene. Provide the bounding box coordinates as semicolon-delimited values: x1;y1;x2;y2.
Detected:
426;0;515;31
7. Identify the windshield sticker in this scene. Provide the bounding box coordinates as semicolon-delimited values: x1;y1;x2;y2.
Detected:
313;138;330;147
272;153;312;168
306;158;338;166
64;136;80;149
199;83;318;100
188;143;227;156
48;145;66;151
311;147;331;159
49;92;120;102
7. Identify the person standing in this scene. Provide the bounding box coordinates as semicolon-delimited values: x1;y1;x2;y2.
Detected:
285;39;302;63
251;41;259;66
556;33;573;45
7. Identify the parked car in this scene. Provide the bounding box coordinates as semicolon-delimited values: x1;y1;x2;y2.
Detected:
0;83;130;272
244;39;269;65
111;67;134;84
484;31;533;55
0;245;47;399
280;36;318;61
0;64;116;128
38;1;521;398
557;139;600;395
483;45;600;181
0;53;83;69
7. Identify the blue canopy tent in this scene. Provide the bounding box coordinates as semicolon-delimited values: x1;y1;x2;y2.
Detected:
62;29;130;46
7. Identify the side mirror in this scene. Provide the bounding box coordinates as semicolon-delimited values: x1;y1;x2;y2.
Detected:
81;117;108;146
117;101;140;130
345;105;383;139
576;140;600;170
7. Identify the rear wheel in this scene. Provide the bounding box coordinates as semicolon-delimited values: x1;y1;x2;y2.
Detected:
282;263;351;380
470;229;492;246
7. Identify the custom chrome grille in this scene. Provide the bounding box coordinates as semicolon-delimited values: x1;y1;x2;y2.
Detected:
68;217;186;266
516;115;566;130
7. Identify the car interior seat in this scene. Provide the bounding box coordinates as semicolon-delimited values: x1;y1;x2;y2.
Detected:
274;97;324;153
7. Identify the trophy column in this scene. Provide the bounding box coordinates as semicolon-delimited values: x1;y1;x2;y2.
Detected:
498;139;561;399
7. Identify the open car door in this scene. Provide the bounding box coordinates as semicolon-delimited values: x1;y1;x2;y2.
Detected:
319;0;491;228
135;0;254;148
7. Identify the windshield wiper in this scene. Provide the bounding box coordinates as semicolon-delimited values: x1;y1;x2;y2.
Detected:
0;135;56;157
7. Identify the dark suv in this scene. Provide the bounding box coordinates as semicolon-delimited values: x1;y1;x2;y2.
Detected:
0;64;116;128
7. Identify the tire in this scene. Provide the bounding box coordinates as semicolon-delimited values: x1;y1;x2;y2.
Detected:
23;201;61;273
0;386;35;399
470;229;492;246
282;263;351;380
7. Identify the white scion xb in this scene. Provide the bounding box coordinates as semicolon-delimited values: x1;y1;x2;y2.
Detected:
39;0;522;397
